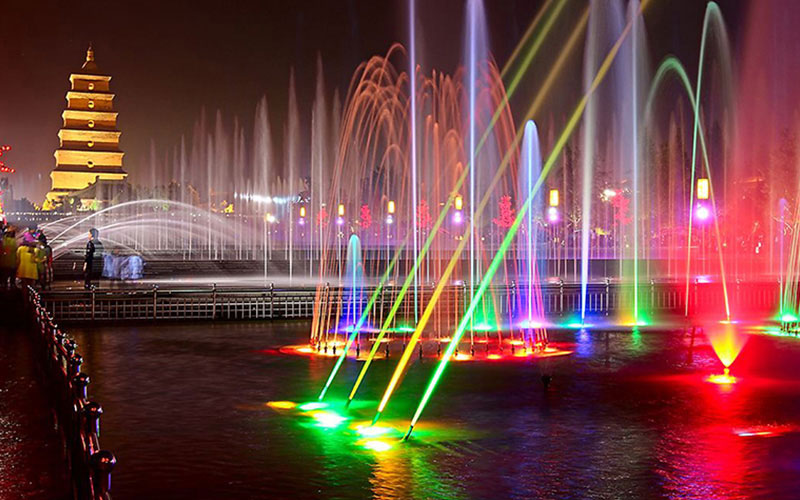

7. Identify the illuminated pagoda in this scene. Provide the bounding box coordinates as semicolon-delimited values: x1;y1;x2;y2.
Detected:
44;44;127;209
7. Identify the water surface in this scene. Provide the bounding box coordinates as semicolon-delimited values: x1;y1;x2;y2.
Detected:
71;321;800;499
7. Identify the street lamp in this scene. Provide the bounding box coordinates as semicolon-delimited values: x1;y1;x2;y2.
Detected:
337;204;345;225
299;205;306;225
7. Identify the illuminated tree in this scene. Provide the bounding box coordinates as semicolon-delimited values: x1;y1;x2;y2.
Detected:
360;204;372;229
317;206;328;226
492;195;515;229
611;192;631;226
417;199;432;229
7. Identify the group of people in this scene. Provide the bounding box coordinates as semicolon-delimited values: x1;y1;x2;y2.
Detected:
0;222;54;290
1;223;140;290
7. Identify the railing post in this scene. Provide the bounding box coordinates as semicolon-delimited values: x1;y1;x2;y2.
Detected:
84;401;103;439
73;373;90;403
152;284;158;320
650;279;655;310
90;450;116;499
211;283;217;320
91;286;96;321
559;278;564;314
269;283;275;318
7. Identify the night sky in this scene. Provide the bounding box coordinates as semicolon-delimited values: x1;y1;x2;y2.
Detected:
0;0;744;202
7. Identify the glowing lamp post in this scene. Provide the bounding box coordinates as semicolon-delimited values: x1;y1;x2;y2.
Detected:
299;206;306;225
453;194;464;224
547;189;559;223
337;204;345;225
386;200;395;224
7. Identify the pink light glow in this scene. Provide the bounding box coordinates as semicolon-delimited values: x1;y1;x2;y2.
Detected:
695;204;711;221
547;206;559;223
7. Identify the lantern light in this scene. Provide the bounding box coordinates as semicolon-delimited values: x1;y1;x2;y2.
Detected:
299;206;306;218
697;178;709;200
454;195;463;211
338;204;345;217
387;200;396;215
549;189;559;207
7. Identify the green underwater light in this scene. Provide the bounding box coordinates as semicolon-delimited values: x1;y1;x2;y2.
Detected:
312;410;348;429
299;402;328;411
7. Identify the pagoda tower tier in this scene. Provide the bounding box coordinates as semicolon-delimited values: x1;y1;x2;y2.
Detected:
45;44;127;208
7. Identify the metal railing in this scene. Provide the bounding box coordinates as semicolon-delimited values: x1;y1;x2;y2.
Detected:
38;280;780;324
26;287;116;499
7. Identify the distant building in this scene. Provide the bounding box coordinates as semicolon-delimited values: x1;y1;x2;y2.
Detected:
44;44;128;209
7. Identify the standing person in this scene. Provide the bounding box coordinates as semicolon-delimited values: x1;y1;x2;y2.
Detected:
22;224;39;247
16;243;39;289
84;228;104;289
0;227;17;289
37;233;53;290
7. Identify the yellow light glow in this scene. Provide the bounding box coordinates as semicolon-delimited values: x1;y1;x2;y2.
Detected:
697;178;709;200
266;400;296;410
549;189;559;207
362;440;392;452
707;367;737;385
387;200;396;214
454;195;463;211
338;204;345;217
299;206;306;218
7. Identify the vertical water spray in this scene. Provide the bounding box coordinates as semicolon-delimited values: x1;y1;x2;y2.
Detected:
518;120;544;344
468;0;478;334
343;234;364;331
630;0;640;323
580;1;603;322
409;0;419;324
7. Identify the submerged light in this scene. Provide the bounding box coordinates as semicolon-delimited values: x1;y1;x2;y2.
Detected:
361;440;392;452
298;402;328;411
707;367;737;385
312;411;347;428
355;425;393;437
266;401;296;410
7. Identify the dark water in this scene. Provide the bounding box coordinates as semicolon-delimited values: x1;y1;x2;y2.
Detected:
0;315;70;498
70;321;800;499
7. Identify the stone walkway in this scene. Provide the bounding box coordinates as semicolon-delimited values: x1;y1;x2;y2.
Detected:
0;291;70;499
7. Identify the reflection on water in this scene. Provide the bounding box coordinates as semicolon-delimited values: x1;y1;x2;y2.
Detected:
70;322;800;499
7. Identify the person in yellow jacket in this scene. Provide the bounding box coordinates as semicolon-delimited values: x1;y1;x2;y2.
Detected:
16;243;40;289
0;228;17;289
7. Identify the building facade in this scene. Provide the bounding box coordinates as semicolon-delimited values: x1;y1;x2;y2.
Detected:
45;45;127;209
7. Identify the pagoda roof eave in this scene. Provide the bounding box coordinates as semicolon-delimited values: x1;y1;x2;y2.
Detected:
69;73;112;82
